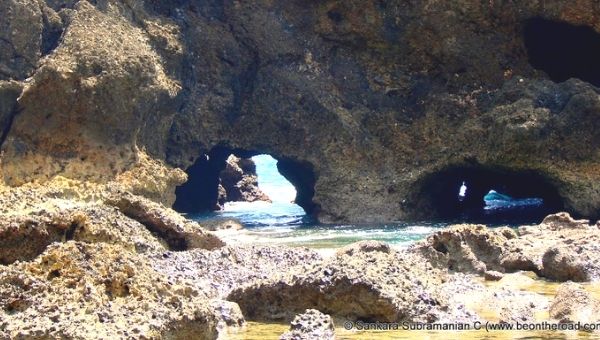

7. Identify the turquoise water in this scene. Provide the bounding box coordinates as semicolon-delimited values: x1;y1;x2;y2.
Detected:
191;155;547;250
252;154;297;203
483;190;543;211
190;155;447;249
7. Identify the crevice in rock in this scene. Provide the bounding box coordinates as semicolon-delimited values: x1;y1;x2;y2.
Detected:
524;18;600;87
64;222;79;241
172;147;231;213
0;95;23;150
41;19;64;56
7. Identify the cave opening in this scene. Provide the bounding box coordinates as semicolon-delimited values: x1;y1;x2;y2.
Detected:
414;165;565;224
172;146;319;219
524;17;600;87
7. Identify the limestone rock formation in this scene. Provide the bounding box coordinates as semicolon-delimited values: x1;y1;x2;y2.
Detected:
229;240;445;323
0;241;229;339
0;1;600;222
508;213;600;281
550;282;600;325
219;155;270;204
280;309;335;340
415;224;517;273
416;212;600;282
149;245;323;299
0;202;168;265
105;190;224;251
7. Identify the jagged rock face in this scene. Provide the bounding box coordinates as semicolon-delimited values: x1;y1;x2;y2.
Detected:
280;309;335;340
0;242;225;339
219;155;270;204
416;224;518;274
550;282;600;325
2;0;600;222
228;240;445;323
416;212;600;282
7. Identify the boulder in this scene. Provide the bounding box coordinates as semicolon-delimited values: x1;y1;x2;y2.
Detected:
417;213;600;282
506;213;600;281
280;309;335;340
415;224;517;273
484;270;504;281
542;244;600;282
219;155;271;203
336;240;391;256
540;212;591;230
149;245;323;299
105;190;224;251
229;241;445;323
202;218;244;232
550;282;600;324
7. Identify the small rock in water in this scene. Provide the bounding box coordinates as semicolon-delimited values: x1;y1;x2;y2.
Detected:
336;240;391;256
202;218;244;231
484;270;504;281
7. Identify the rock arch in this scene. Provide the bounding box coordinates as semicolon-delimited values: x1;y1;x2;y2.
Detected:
173;146;319;217
410;164;566;223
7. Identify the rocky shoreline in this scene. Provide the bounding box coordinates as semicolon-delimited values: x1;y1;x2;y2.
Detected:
2;0;600;338
2;181;600;339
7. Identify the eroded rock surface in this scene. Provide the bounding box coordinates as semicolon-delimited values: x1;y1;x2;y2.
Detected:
416;224;517;274
229;241;445;323
416;212;600;282
0;202;168;265
550;282;600;325
150;245;323;299
0;242;225;340
1;1;600;222
105;190;224;251
219;155;270;204
280;309;335;340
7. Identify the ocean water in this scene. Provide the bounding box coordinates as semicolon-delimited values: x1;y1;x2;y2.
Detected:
189;155;447;250
190;155;547;250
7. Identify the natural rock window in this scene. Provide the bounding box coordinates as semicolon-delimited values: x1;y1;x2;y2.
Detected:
413;165;564;224
524;18;600;87
172;147;318;217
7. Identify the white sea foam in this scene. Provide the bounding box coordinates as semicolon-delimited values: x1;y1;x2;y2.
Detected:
205;154;446;250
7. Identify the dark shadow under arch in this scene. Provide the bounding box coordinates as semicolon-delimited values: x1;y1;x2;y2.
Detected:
524;17;600;87
411;164;565;224
172;146;319;217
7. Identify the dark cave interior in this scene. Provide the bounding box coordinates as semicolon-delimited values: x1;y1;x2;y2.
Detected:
414;165;565;224
524;17;600;87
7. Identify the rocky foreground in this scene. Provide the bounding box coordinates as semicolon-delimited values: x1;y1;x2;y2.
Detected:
2;181;600;339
